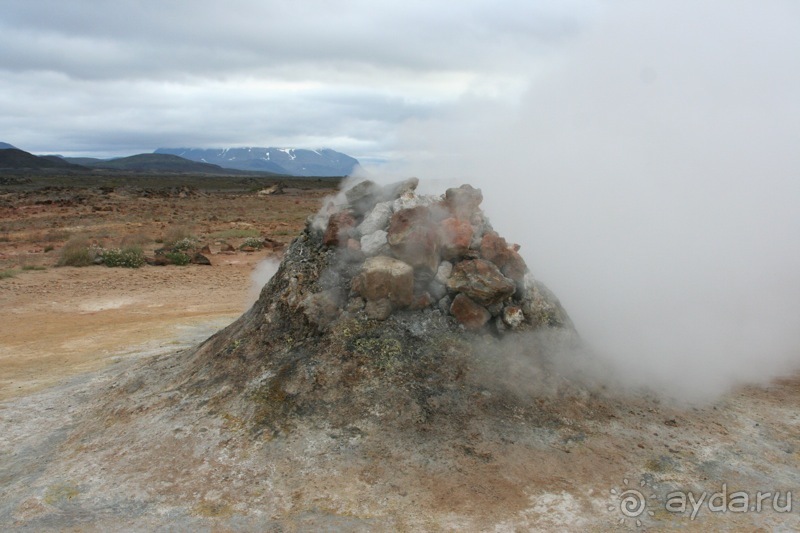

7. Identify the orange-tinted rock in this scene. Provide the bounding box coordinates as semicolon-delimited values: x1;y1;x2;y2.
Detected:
501;250;527;283
450;293;491;330
353;255;414;307
438;217;473;260
447;258;516;306
444;184;483;219
409;291;434;311
479;231;512;267
323;211;356;247
387;206;440;271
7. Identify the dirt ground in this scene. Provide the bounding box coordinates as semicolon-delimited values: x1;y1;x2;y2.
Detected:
0;184;328;400
1;182;799;531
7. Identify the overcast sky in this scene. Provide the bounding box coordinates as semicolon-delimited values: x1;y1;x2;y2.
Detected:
0;0;595;160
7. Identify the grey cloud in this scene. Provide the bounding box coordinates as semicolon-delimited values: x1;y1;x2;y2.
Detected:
0;0;590;81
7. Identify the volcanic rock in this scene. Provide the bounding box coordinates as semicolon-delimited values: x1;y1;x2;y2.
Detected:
357;201;393;236
438;217;474;260
450;293;491;330
387;206;440;271
352;255;414;307
365;298;393;320
360;229;388;256
447;258;517;306
502;305;525;329
191;252;212;265
444;184;483;219
322;211;356;246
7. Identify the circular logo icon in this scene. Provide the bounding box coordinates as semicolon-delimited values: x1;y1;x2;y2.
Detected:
609;478;656;527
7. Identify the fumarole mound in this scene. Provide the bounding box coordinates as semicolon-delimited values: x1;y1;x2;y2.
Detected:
180;178;580;437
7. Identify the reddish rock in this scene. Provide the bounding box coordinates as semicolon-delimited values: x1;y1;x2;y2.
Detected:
323;211;356;247
220;243;236;253
387;206;440;271
262;237;282;250
409;291;434;311
353;255;414;307
501;250;527;283
365;298;393;320
450;293;491;330
444;184;483;219
191;252;212;265
447;258;516;306
438;217;474;260
479;231;512;267
199;244;211;255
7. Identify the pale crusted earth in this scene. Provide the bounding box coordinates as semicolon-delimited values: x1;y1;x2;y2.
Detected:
1;188;799;531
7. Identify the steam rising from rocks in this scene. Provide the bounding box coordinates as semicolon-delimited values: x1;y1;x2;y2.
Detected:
380;1;800;402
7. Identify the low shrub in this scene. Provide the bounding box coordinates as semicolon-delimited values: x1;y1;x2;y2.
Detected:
165;251;191;266
0;269;17;279
102;246;146;268
162;225;194;247
57;235;95;267
240;237;264;250
171;237;197;252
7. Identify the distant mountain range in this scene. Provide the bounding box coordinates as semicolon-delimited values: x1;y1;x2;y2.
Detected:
0;147;85;171
65;153;248;174
155;147;359;177
0;142;360;177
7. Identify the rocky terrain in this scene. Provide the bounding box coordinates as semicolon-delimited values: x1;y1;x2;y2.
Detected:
0;179;798;531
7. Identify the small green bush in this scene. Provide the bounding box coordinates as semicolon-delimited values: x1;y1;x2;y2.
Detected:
21;265;47;271
165;251;191;266
171;237;197;252
0;269;18;279
57;235;95;267
102;246;146;268
240;237;264;250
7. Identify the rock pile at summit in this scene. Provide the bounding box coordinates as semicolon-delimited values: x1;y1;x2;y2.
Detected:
307;178;571;333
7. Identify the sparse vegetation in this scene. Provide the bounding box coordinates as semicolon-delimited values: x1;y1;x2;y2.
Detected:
162;226;194;248
21;265;47;271
212;228;260;239
240;236;264;249
102;246;146;268
170;237;197;252
165;250;191;266
57;235;96;267
0;269;18;279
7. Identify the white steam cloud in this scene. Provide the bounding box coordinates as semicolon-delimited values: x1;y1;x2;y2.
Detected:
247;258;281;309
384;1;800;401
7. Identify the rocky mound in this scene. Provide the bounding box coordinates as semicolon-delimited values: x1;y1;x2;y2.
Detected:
307;178;571;332
174;178;579;437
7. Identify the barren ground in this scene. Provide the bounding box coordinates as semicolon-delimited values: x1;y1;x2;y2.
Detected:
1;181;798;531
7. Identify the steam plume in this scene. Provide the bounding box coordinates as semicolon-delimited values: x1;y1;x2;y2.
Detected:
381;1;800;401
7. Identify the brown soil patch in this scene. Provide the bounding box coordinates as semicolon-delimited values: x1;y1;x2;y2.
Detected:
0;184;329;400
